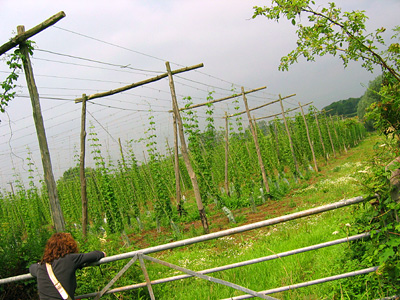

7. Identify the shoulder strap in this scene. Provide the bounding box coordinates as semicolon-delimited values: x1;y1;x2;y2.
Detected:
45;263;72;300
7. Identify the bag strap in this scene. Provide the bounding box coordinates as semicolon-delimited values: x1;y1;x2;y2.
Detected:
45;263;72;300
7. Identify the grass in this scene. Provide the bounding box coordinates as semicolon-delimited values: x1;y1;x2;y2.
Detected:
116;134;382;299
76;133;383;299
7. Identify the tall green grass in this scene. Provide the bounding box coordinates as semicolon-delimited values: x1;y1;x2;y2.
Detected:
131;135;381;299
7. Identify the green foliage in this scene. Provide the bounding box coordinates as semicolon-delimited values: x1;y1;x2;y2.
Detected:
322;96;361;118
253;1;400;141
1;40;35;115
357;75;382;131
253;1;400;82
338;140;400;297
367;73;400;140
1;84;369;296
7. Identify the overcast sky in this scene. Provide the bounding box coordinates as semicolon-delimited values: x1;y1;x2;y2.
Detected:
0;0;399;190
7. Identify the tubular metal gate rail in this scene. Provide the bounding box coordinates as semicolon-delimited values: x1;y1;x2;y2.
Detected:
1;196;380;299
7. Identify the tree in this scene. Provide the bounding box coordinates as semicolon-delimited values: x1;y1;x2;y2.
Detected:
252;1;400;138
323;96;361;118
253;1;400;296
357;75;382;131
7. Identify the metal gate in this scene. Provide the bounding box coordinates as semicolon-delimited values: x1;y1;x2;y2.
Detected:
0;195;382;299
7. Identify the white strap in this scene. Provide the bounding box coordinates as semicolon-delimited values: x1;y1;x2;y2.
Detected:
45;263;71;300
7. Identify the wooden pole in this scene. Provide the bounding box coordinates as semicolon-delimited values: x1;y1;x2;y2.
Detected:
299;102;318;172
80;94;88;237
330;115;342;154
0;12;66;55
279;94;300;175
17;25;65;232
171;86;267;112
224;112;230;197
165;62;209;234
173;110;182;215
227;94;296;118
334;115;347;153
118;138;127;169
75;63;204;103
272;119;281;166
314;110;327;161
254;102;312;121
323;113;336;158
242;87;270;194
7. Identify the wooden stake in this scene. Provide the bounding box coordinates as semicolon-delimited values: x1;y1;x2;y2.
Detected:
80;94;88;237
279;94;300;175
166;62;209;234
173;109;182;215
171;86;267;112
330;115;342;154
224;112;230;197
272;119;281;166
314;110;327;161
0;12;66;55
299;102;318;172
242;87;270;194
323;112;336;158
227;94;296;118
17;25;65;232
75;63;204;103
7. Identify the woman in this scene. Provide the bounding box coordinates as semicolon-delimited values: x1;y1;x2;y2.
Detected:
29;233;105;300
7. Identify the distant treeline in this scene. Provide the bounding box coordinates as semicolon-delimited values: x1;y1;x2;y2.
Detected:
323;97;361;118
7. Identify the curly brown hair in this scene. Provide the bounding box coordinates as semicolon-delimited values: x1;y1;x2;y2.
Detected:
41;233;79;263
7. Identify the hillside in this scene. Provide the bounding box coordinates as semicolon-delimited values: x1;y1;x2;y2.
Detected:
322;96;361;118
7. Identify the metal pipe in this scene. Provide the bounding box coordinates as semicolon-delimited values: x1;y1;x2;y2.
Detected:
0;196;368;285
75;232;370;299
222;267;379;300
142;254;278;300
95;196;367;265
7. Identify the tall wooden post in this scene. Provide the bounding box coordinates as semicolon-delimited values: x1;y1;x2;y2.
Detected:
272;119;281;162
80;94;88;237
242;87;270;193
314;110;327;161
173;108;182;214
330;115;341;154
334;115;347;153
17;25;65;232
166;62;209;234
279;95;300;175
224;112;230;196
299;102;318;172
323;113;336;158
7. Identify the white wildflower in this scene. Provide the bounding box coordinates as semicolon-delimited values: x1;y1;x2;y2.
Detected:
332;231;339;235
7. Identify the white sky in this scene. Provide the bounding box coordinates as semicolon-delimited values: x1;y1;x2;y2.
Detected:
0;0;399;190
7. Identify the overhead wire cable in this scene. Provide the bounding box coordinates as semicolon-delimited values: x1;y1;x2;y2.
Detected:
32;57;156;76
87;101;168;113
54;26;167;63
53;26;251;91
35;48;163;73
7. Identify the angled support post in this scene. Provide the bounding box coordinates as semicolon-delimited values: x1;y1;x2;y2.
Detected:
94;255;139;300
138;254;156;300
